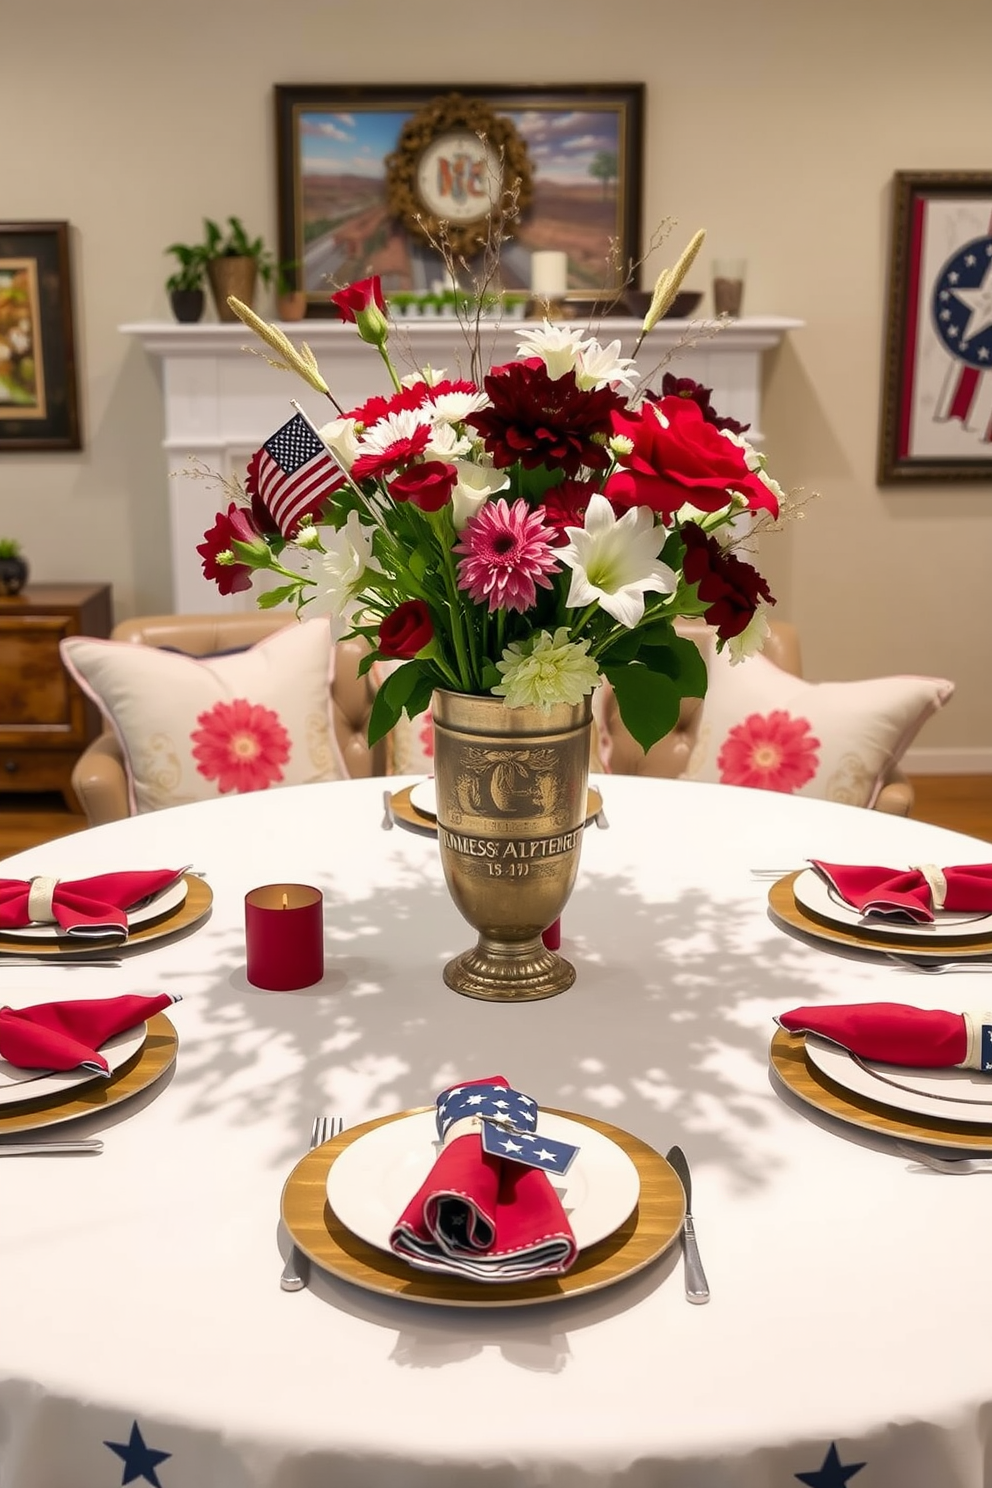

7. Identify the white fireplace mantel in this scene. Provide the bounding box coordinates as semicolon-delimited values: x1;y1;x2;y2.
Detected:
123;316;803;614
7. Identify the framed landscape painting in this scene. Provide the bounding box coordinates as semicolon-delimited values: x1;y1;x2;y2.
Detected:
274;83;644;313
0;221;81;452
879;171;992;483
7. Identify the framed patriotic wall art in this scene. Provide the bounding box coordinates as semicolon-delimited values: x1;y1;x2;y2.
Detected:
879;171;992;483
274;83;643;313
0;221;81;452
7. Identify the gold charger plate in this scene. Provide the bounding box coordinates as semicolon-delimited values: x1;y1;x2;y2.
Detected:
389;785;604;840
768;871;992;959
770;1027;992;1151
0;875;213;959
0;1012;178;1134
281;1105;684;1307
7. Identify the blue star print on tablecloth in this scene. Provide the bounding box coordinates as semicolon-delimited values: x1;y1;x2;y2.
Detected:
931;235;992;371
795;1441;865;1486
103;1420;171;1486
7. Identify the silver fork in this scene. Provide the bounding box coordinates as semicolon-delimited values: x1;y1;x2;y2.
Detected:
885;953;992;974
897;1142;992;1174
280;1115;338;1291
381;790;395;831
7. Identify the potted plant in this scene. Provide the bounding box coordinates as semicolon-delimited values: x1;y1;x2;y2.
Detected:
202;216;275;322
0;538;28;596
275;260;306;321
164;241;207;323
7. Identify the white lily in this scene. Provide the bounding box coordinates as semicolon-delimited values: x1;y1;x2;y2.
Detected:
302;509;380;630
559;493;676;629
317;417;359;473
449;460;510;531
575;339;640;395
514;320;589;380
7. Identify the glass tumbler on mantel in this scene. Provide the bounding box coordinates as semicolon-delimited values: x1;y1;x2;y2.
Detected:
431;689;593;1002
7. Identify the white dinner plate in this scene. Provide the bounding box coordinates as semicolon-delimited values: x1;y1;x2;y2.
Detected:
804;1032;992;1124
326;1110;641;1254
0;991;147;1104
793;867;992;942
0;877;189;943
408;779;437;822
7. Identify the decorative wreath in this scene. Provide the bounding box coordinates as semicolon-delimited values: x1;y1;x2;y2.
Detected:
384;93;533;259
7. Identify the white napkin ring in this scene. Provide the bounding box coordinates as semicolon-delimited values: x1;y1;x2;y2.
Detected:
27;875;60;923
959;1012;992;1071
910;862;947;910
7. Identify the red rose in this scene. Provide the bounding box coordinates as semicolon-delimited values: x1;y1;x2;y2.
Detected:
330;276;385;322
378;600;434;659
389;461;457;512
681;522;775;639
331;276;388;348
196;504;264;595
606;399;778;517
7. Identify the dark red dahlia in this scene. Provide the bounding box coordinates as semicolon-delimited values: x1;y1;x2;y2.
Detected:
680;522;775;639
466;362;624;478
648;373;751;436
539;479;601;544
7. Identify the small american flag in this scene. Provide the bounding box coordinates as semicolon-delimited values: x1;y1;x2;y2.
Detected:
253;412;345;537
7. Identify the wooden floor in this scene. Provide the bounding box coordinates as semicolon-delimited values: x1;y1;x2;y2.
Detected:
1;777;991;858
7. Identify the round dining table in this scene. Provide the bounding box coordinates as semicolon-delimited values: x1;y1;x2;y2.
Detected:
1;773;991;1488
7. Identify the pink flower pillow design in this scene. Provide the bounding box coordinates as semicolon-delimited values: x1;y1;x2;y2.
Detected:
683;644;953;807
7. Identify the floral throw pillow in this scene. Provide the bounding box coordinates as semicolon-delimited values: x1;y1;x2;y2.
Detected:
61;620;346;814
682;645;954;807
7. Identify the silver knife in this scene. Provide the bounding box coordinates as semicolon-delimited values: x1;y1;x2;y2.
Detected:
666;1145;710;1303
0;1139;103;1156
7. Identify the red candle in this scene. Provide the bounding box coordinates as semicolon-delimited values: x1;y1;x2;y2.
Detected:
245;883;324;991
542;917;562;951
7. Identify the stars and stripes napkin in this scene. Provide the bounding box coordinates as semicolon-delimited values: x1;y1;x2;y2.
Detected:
0;992;180;1075
389;1075;579;1281
810;859;992;923
0;868;185;942
778;1002;992;1071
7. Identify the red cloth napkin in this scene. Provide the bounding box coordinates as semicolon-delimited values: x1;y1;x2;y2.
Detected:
777;1002;992;1070
0;868;184;941
811;859;992;923
389;1075;578;1281
0;992;180;1074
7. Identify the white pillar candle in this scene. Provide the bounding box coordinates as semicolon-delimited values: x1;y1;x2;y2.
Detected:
530;251;568;296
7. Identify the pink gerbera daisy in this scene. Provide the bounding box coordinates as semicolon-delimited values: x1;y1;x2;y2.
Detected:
716;710;820;793
453;498;560;613
190;698;291;794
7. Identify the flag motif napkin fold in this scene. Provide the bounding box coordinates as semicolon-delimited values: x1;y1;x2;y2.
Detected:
0;868;184;941
389;1074;579;1282
810;859;992;923
0;992;180;1074
778;1002;992;1071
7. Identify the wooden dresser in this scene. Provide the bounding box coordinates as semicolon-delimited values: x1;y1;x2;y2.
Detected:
0;583;113;809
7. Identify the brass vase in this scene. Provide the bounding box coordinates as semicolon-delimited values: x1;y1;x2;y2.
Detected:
432;689;592;1002
207;257;258;321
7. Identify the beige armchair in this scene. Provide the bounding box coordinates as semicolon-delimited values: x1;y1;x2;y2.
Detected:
69;612;913;827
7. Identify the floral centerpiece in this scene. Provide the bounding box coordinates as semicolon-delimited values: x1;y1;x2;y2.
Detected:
196;230;784;755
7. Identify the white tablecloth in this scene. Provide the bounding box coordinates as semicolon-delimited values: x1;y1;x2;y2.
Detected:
2;775;991;1488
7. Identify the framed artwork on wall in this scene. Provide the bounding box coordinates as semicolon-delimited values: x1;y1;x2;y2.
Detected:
274;83;644;314
879;170;992;483
0;221;81;453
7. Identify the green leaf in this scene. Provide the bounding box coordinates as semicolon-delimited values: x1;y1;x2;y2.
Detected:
601;632;708;753
600;664;685;753
257;584;298;609
367;659;434;746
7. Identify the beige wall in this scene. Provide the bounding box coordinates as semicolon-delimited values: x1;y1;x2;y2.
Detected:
3;0;990;764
